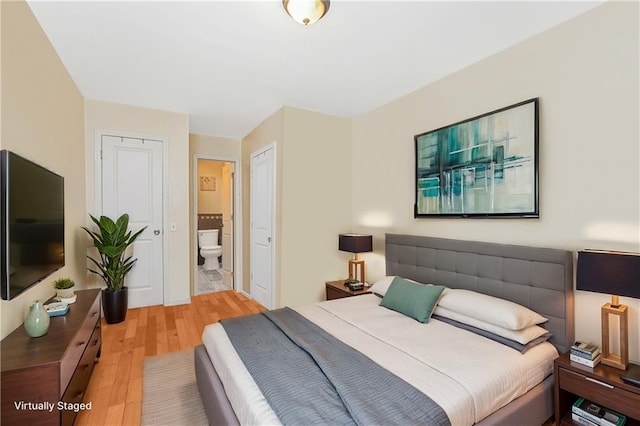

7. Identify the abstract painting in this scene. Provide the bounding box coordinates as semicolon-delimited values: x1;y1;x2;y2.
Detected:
414;98;538;217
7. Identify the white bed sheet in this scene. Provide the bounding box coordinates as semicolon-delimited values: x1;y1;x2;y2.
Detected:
202;294;558;426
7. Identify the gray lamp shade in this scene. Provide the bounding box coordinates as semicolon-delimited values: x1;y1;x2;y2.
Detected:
576;250;640;299
338;234;372;254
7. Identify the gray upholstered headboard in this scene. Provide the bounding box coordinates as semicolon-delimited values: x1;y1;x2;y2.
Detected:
385;234;574;354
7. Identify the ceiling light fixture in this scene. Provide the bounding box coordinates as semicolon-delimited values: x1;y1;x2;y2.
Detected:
282;0;330;26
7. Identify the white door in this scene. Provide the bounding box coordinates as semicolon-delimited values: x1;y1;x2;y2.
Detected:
250;146;274;309
221;163;234;289
101;135;164;308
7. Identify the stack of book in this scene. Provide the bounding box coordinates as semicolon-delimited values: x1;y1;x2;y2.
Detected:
570;341;602;368
572;397;626;426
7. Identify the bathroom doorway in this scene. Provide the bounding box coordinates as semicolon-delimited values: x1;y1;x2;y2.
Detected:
194;157;236;295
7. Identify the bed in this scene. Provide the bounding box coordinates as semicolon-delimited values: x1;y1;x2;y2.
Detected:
195;234;574;425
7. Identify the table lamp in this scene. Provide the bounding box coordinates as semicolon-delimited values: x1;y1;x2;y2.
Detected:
338;234;372;285
576;249;640;371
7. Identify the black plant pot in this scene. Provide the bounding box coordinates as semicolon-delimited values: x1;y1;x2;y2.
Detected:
102;287;128;324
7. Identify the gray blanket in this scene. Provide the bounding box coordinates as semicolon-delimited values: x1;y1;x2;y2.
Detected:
221;307;451;426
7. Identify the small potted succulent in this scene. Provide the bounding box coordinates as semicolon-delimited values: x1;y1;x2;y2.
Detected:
53;277;75;299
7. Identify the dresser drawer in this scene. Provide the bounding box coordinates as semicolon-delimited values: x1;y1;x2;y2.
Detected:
559;367;640;418
61;324;101;426
60;295;101;395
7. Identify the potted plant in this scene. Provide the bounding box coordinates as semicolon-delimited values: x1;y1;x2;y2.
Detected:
53;277;75;300
82;213;146;324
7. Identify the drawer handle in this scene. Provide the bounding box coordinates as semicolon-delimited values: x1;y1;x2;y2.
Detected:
92;311;98;317
80;363;90;371
585;376;614;389
77;341;86;346
91;339;99;346
75;391;84;399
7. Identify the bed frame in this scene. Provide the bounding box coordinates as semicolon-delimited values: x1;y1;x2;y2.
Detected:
195;234;574;425
386;234;574;425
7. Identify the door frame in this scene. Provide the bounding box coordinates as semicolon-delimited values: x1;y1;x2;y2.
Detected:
192;154;242;294
94;130;169;305
250;142;277;309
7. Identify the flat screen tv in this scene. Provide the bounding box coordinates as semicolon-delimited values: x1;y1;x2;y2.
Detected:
1;150;64;300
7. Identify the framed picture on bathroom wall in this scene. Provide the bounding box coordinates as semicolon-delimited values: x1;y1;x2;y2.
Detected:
200;176;216;191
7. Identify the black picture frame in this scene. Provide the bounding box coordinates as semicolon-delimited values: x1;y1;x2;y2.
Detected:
414;98;539;218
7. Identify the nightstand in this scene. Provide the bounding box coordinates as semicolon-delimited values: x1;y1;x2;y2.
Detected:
325;280;371;300
554;352;640;425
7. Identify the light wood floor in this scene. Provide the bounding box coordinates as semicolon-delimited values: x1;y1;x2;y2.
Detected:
76;290;266;426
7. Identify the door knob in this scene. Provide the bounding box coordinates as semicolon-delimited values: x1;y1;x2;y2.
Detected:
154;229;161;235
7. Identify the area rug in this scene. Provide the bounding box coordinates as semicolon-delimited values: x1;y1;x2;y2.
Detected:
142;348;208;426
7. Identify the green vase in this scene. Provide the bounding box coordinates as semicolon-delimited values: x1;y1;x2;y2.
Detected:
24;300;50;338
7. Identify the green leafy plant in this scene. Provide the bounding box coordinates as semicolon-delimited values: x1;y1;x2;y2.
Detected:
82;214;146;292
52;277;75;289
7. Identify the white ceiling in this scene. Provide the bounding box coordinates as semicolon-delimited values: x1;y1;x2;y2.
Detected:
27;1;603;139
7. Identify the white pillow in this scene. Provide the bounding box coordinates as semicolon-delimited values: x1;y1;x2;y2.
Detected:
433;306;549;345
369;276;395;296
437;288;547;330
369;276;429;297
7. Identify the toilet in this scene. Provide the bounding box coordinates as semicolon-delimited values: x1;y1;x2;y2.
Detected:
197;229;222;271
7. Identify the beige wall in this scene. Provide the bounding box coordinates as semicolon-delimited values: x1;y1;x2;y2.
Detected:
1;1;86;338
190;133;241;161
0;0;3;143
84;100;190;305
279;107;352;306
197;160;223;214
352;2;640;361
241;107;352;307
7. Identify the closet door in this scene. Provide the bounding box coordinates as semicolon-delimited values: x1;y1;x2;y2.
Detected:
101;135;164;308
250;145;274;309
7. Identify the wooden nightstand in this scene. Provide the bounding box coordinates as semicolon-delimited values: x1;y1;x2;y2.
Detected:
325;280;371;300
554;352;640;425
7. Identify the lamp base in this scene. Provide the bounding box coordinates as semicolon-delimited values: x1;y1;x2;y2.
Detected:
601;302;628;371
601;354;627;370
348;259;366;285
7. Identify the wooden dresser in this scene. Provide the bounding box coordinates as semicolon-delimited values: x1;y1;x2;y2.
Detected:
1;289;101;426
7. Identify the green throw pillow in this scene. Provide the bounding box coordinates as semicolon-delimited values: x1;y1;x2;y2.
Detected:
380;277;444;323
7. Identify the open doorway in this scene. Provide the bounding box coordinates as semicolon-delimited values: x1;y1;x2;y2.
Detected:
194;158;235;295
